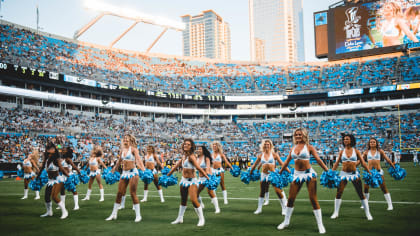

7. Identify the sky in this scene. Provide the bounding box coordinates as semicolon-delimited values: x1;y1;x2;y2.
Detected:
0;0;339;62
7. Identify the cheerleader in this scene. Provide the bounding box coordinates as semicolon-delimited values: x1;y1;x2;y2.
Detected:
56;147;82;210
250;139;289;215
168;138;209;227
38;143;69;219
211;142;232;204
361;138;396;210
278;128;328;234
196;145;220;214
82;146;107;201
331;134;373;220
140;145;165;203
106;134;145;222
21;148;40;200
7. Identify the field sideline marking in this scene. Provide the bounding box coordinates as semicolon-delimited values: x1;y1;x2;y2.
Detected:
0;193;419;205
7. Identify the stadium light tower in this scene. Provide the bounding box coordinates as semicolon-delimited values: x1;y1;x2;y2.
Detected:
74;0;185;52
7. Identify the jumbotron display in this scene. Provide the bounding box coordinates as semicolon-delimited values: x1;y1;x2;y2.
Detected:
328;0;420;60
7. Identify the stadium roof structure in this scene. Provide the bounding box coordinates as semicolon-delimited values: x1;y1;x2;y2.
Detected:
74;0;185;52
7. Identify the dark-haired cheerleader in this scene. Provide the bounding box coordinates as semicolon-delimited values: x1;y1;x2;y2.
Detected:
168;138;209;227
38;143;69;219
331;134;372;221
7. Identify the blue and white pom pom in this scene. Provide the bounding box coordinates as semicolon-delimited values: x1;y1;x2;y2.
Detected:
363;169;383;188
79;170;90;184
230;165;241;177
204;174;221;190
250;169;261;182
103;171;120;185
29;177;42;191
320;170;341;188
17;169;24;178
240;171;251;184
268;171;282;188
142;169;154;184
161;167;171;176
388;164;407;180
39;170;49;186
64;174;80;192
158;174;178;188
138;169;144;179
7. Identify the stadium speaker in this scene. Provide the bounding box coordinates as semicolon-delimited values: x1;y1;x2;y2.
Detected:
102;97;109;105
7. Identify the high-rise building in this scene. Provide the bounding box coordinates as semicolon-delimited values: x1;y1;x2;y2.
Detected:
249;0;305;62
181;10;231;60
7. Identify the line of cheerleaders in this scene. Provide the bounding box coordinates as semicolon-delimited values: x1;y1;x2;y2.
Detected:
21;128;406;234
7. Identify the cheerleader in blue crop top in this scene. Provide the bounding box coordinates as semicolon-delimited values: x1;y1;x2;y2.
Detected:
140;145;165;203
250;139;290;216
82;146;107;202
278;128;329;234
331;134;372;221
361;138;396;211
167;138;209;227
38;143;69;219
21;148;40;200
106;134;146;222
211;141;233;205
196;146;220;214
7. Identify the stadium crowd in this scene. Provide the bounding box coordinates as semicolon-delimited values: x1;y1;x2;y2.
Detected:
1;23;419;96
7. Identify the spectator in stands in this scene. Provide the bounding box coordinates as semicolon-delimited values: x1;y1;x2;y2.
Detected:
378;2;419;46
167;138;209;227
196;145;220;214
21;148;40;200
82;146;107;202
361;138;396;211
211;141;233;205
277;128;328;234
140;145;165;203
57;146;82;210
38;142;69;219
250;139;289;215
330;134;373;220
414;151;419;167
106;134;145;222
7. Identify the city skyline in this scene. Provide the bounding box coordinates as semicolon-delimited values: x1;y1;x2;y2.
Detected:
181;10;231;60
0;0;339;62
249;0;305;62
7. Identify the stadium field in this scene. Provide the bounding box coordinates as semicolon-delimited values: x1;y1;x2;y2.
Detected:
0;163;419;236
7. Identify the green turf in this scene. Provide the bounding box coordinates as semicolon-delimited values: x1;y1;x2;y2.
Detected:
1;163;419;235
